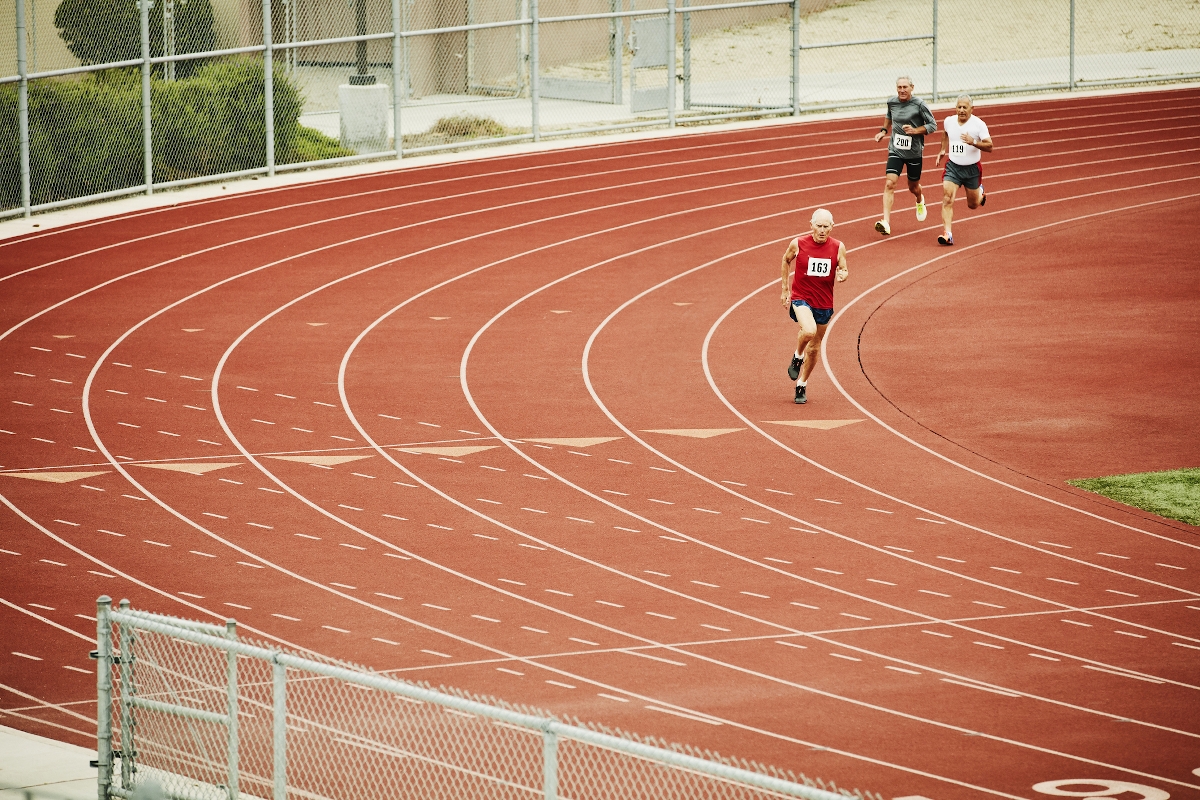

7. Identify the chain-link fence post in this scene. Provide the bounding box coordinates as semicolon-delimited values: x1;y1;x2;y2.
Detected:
790;0;799;116
262;0;275;175
1068;0;1075;89
139;0;153;194
667;0;676;128
681;0;690;110
391;0;402;158
541;726;558;800
531;0;539;142
272;659;286;800
930;0;938;101
16;0;31;216
117;600;135;790
95;597;114;800
225;619;239;800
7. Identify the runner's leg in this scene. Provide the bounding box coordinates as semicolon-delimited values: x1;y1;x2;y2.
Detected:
882;173;899;226
794;303;818;370
965;186;983;209
800;322;829;384
941;179;958;234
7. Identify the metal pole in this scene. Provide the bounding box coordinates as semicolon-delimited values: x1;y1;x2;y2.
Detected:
530;0;539;141
226;620;239;800
163;0;175;81
272;660;286;800
262;0;275;175
96;597;113;800
1068;0;1075;89
391;0;401;158
791;0;799;116
681;0;689;110
466;0;474;91
139;0;153;194
930;0;938;101
16;0;30;216
610;0;620;104
666;0;675;127
542;729;558;800
117;600;134;790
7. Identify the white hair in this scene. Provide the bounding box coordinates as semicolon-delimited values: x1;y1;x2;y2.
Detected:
811;208;834;225
956;94;973;105
896;75;913;87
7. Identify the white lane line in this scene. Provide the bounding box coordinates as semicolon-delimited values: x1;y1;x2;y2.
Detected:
1114;631;1148;639
337;504;363;511
916;517;946;524
237;562;264;569
941;679;1020;698
330;582;356;590
545;589;573;596
473;534;498;540
776;640;806;649
39;559;66;566
973;601;1005;609
1106;590;1138;597
1047;578;1080;585
596;600;623;607
497;579;525;586
1157;563;1185;570
1029;653;1060;661
1081;665;1163;684
422;650;452;658
602;489;628;496
373;638;399;646
597;693;628;702
645;706;721;725
63;665;92;674
497;667;523;675
742;517;769;524
922;630;951;638
374;592;402;600
1039;541;1071;549
937;556;966;563
477;498;501;504
1097;552;1129;559
693;507;720;514
884;545;912;552
339;543;366;551
830;653;861;662
813;567;842;575
623;650;686;666
295;533;320;540
224;602;251;610
763;557;791;564
567;517;594;523
790;602;818;610
421;603;450;611
866;508;893;515
919;590;950;598
12;652;43;661
614;526;639;533
259;487;284;494
545;680;575;689
974;641;1004;650
648;498;673;505
840;613;871;621
763;488;792;495
991;567;1020;574
523;474;547;481
519;543;547;550
886;666;921;675
190;551;216;558
247;522;273;529
1172;642;1200;651
472;615;500;623
522;507;548;514
521;626;548;634
644;570;670;577
867;579;896;586
143;540;169;548
740;591;769;599
701;624;730;632
646;612;675;619
1062;620;1091;627
814;498;841;505
382;514;408;521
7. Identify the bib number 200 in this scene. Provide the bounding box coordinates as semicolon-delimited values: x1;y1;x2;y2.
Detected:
893;133;913;150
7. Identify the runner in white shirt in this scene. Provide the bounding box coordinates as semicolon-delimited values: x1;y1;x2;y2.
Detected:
934;95;993;246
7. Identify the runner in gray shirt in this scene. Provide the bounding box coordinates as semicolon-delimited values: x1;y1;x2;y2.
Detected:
871;76;937;236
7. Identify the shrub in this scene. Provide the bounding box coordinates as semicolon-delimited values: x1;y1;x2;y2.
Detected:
54;0;216;79
1;58;327;207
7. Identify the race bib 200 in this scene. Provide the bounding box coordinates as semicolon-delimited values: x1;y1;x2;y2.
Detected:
893;133;913;150
806;257;832;277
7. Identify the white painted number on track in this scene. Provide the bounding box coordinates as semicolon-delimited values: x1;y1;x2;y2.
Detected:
1032;780;1169;800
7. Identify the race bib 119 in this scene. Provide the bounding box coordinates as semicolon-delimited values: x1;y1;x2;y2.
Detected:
806;257;832;277
893;133;913;150
950;141;968;156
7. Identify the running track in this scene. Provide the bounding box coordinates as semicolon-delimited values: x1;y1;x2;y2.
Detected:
1;87;1198;800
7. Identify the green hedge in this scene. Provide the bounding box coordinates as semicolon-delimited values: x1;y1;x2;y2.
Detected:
54;0;216;79
1;59;351;207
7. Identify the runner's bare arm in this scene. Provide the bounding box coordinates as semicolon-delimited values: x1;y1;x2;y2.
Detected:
935;129;949;166
965;133;994;153
835;242;848;282
781;239;799;305
874;117;890;142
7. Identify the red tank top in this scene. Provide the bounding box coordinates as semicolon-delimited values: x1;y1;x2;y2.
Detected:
790;234;841;309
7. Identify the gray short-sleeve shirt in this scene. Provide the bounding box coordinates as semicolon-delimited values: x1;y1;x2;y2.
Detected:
886;96;937;159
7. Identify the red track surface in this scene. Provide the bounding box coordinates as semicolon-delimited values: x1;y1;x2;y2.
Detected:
2;87;1199;799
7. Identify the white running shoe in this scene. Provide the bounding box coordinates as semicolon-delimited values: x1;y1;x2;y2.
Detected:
874;219;891;236
915;199;927;221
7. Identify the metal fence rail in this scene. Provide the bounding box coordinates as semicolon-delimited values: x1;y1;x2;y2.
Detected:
96;597;882;800
2;0;1197;219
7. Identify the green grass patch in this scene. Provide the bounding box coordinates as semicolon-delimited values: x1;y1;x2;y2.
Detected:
1069;468;1200;526
402;113;523;151
289;125;355;163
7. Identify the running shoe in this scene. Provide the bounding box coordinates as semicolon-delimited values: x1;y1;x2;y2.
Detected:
979;185;986;206
874;220;891;236
915;199;927;221
937;231;954;246
788;354;804;381
794;384;807;404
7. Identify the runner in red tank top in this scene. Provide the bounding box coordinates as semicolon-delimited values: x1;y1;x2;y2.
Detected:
779;208;849;404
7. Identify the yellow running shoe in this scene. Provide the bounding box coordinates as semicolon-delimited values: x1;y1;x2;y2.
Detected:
915;198;927;221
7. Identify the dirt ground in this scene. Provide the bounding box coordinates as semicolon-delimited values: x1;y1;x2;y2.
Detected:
547;0;1200;82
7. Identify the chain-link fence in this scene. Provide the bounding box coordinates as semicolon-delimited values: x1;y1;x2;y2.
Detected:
3;0;1198;217
96;597;881;800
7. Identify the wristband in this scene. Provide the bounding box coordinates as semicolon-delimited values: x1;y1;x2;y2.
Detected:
879;127;887;134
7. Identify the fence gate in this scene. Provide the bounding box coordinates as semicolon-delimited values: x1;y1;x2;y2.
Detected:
630;10;670;112
539;0;623;104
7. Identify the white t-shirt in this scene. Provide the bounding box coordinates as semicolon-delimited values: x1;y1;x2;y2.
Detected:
943;114;990;165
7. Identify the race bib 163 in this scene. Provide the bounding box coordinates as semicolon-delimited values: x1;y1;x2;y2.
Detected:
806;257;832;277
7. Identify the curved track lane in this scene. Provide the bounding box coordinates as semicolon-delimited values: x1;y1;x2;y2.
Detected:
2;87;1198;800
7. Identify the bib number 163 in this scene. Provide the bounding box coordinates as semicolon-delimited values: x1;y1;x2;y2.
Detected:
807;257;832;277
